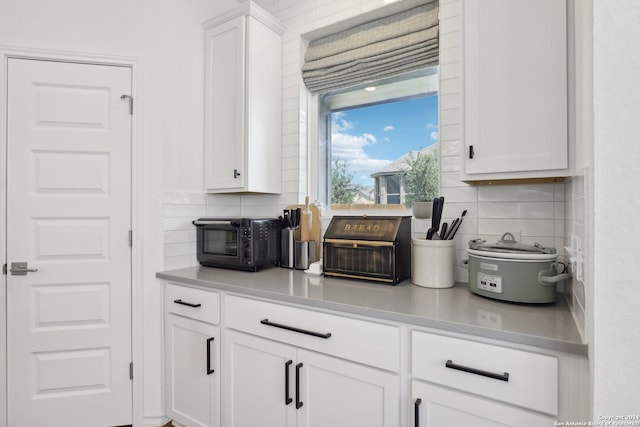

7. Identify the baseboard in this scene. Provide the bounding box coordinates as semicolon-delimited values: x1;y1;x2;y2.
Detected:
143;415;171;427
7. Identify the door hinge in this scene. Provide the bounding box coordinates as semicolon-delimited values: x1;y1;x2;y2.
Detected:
130;362;133;380
120;94;133;115
129;230;133;247
2;264;6;275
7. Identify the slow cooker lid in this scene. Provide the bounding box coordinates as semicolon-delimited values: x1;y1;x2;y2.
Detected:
468;232;556;255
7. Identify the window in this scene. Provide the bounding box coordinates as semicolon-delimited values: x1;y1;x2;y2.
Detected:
316;68;439;211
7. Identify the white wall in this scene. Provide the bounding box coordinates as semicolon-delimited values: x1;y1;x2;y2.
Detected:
0;0;237;424
591;0;640;415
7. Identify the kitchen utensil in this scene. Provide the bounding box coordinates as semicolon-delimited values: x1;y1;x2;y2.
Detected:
283;210;292;228
466;232;570;303
439;222;448;241
300;196;312;241
446;209;467;240
426;196;444;240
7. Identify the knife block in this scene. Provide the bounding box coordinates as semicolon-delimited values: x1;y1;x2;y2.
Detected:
281;203;320;269
286;203;321;257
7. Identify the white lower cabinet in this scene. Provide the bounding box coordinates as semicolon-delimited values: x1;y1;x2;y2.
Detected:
222;329;399;427
411;330;558;427
164;284;221;427
161;282;582;426
412;381;555;427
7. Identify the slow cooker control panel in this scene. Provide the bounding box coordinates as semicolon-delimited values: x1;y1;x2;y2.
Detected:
477;272;503;294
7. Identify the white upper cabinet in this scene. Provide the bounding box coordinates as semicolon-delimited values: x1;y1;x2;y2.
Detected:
203;2;284;193
461;0;570;181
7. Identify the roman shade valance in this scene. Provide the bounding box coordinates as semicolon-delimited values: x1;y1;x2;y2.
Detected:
302;1;439;94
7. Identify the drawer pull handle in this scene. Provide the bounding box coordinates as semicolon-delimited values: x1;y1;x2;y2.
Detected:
206;337;215;375
295;362;304;409
174;299;201;308
445;359;509;382
260;319;332;339
285;360;293;405
414;398;422;427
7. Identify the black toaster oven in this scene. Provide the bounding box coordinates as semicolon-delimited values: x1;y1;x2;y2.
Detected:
193;218;280;271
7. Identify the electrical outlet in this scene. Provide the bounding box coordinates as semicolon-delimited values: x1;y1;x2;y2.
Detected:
575;235;584;283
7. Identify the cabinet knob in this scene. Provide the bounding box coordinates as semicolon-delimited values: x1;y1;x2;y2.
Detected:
234;169;241;179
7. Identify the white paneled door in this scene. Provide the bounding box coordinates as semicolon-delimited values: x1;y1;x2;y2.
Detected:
6;58;132;427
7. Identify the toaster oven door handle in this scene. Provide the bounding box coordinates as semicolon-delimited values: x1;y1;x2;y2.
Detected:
260;319;332;339
192;220;236;226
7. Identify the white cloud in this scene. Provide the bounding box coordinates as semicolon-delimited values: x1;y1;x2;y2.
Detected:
331;117;392;182
384;125;395;131
363;133;377;143
430;131;439;141
331;112;353;132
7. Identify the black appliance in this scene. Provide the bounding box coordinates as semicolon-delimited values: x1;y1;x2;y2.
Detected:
193;218;281;271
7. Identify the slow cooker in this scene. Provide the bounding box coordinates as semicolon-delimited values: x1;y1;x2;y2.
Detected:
467;232;570;303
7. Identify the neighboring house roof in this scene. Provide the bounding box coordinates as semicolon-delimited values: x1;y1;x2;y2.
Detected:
370;144;438;178
353;186;375;203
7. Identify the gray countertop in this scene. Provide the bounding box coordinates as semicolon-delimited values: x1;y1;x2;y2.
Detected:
156;266;587;356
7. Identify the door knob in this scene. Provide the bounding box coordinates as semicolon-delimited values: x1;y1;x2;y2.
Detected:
9;262;38;276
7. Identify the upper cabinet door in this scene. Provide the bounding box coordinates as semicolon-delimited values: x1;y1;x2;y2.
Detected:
204;16;246;191
461;0;569;181
203;2;284;194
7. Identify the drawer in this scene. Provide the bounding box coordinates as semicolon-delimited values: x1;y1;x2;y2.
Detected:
165;283;220;325
412;330;558;415
224;295;400;372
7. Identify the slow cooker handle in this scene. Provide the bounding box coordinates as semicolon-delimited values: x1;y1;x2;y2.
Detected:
538;269;571;286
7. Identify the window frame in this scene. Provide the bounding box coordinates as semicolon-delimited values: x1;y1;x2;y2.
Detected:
309;68;440;217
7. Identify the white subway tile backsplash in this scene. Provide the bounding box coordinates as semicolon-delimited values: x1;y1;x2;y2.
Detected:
162;204;207;218
478;183;555;202
439;76;460;95
165;242;195;258
439;127;461;145
163;191;207;205
440;108;460;126
440;171;468;188
440;155;461;173
163;217;198;232
439;1;459;20
440;92;460;110
205;205;242;218
165;254;198;271
478;218;555;238
164;229;196;245
439;186;477;203
477;201;555;219
554;182;566;201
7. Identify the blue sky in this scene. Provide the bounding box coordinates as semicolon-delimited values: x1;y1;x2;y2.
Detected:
331;95;439;186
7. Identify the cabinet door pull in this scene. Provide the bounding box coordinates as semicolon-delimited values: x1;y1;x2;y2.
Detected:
469;145;475;159
260;319;332;339
234;169;241;179
285;360;293;405
206;337;215;375
414;398;422;427
295;362;303;409
445;359;509;382
174;299;201;308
